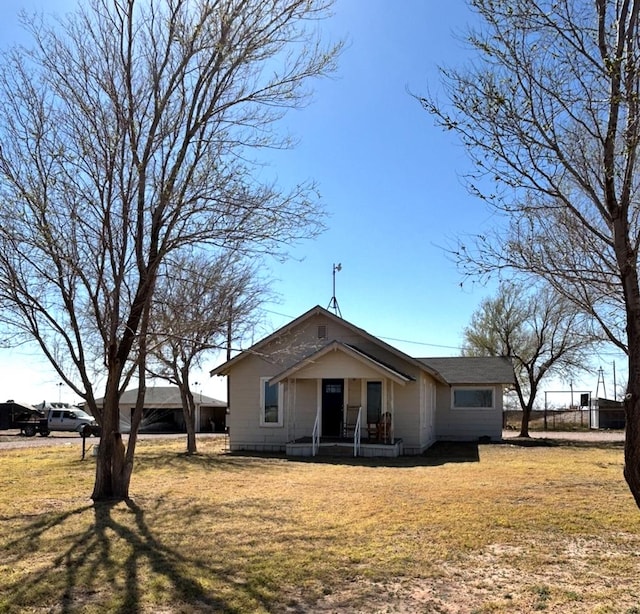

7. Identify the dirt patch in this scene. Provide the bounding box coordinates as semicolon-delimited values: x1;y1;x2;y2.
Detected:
285;534;640;613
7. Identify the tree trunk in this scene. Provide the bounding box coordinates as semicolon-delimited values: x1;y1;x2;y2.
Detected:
186;417;197;455
518;404;532;438
184;388;197;455
623;305;640;508
514;377;533;438
614;213;640;507
92;377;130;501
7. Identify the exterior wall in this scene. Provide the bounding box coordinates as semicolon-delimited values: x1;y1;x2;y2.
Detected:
347;379;362;407
284;379;317;442
390;380;420;452
290;351;388;380
434;383;504;441
228;353;288;451
389;374;438;454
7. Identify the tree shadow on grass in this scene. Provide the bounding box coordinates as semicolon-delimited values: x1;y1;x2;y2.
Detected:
135;449;282;475
0;497;272;614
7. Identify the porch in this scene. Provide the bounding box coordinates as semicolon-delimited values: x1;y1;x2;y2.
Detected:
285;397;401;458
270;345;412;458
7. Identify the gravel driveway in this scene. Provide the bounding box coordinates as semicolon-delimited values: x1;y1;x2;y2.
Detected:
0;430;223;451
0;429;624;452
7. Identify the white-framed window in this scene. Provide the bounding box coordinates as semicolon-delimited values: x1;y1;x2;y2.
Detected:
260;377;283;426
452;387;494;409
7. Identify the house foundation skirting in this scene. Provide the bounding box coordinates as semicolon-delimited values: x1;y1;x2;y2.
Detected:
286;439;403;458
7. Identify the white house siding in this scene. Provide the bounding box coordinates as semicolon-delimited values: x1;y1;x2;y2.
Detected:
434;383;504;442
416;374;437;454
391;377;439;455
228;355;288;452
347;379;362;407
284;379;317;443
286;351;386;380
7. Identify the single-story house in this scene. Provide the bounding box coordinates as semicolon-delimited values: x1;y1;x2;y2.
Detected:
210;306;514;457
95;386;227;433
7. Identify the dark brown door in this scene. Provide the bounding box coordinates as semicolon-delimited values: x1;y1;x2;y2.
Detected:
322;379;344;437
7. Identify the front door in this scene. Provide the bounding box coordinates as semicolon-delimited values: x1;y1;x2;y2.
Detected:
322;379;344;437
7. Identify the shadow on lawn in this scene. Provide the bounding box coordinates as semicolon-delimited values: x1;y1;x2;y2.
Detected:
282;441;482;468
1;498;268;614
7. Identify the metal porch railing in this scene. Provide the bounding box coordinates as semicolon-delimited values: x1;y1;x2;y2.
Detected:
353;406;362;457
312;405;320;456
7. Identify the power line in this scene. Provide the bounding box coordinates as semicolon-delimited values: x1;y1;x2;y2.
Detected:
377;335;462;351
262;308;463;352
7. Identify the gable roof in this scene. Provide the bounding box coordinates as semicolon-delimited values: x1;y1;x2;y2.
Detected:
269;341;414;386
418;357;515;385
96;386;226;407
210;305;445;382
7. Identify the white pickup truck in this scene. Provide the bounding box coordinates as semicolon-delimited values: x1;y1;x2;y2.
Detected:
0;401;100;437
46;407;101;436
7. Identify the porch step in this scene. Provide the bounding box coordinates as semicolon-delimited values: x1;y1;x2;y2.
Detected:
317;443;356;457
285;438;403;458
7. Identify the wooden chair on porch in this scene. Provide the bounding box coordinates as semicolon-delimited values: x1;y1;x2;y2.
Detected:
376;412;392;443
367;411;392;443
343;405;361;438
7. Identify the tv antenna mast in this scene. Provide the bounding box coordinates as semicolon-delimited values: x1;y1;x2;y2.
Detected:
327;263;342;317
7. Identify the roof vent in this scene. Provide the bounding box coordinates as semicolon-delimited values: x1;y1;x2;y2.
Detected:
317;325;327;339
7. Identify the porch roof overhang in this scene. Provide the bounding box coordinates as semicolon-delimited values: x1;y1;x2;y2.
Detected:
269;341;414;386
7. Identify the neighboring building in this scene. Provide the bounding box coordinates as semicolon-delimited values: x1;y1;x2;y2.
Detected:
210;306;514;457
95;386;227;433
592;397;625;430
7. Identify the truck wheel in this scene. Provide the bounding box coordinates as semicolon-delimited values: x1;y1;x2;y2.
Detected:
23;425;37;437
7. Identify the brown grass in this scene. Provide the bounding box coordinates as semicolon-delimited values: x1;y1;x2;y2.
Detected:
1;437;640;613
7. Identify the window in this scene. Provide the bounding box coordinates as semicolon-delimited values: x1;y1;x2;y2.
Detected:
260;377;282;426
452;387;494;409
317;325;327;339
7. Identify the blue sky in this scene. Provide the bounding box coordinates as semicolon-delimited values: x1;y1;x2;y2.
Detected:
0;0;624;405
259;0;496;348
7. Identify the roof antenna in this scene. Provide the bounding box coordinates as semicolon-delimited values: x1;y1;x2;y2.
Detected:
327;263;342;317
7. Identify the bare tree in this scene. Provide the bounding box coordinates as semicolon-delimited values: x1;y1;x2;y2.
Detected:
463;282;597;437
147;250;268;454
421;0;640;507
0;0;340;501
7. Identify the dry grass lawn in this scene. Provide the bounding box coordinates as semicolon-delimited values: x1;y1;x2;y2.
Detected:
1;437;640;613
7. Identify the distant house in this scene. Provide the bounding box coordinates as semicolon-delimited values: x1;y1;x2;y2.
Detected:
95;386;227;433
210;306;514;457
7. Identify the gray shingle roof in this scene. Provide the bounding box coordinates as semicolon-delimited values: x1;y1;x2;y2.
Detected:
98;386;226;407
418;356;515;385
